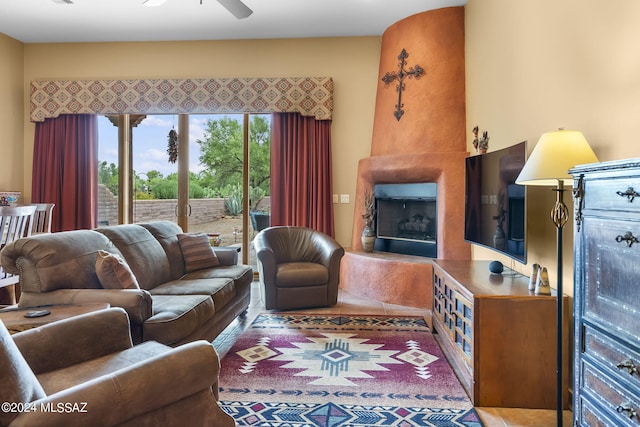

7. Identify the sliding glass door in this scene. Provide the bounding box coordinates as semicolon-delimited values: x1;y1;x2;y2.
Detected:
97;113;270;267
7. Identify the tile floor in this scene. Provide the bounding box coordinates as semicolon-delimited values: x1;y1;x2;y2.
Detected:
214;280;574;427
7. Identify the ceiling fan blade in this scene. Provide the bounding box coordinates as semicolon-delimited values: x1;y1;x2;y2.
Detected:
216;0;253;19
51;0;74;4
143;0;168;6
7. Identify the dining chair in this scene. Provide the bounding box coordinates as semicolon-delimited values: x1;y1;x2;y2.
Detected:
29;203;55;235
0;205;37;305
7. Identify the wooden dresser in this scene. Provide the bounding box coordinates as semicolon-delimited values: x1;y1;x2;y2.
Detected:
571;159;640;426
432;259;569;409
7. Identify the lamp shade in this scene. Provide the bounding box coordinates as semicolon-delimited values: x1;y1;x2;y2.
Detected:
516;130;599;186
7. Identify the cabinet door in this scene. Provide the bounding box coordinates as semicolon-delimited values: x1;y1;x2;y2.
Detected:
453;292;473;366
582;217;640;343
433;268;456;338
433;269;445;324
434;271;456;336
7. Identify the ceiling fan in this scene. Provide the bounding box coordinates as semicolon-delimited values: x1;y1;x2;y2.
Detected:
146;0;253;19
51;0;253;20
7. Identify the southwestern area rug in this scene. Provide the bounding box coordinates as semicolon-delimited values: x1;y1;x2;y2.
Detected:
218;313;483;427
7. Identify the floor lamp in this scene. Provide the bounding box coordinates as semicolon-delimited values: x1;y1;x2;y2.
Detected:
515;130;599;427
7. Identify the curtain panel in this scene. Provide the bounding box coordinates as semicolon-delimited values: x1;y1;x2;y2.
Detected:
32;115;98;232
271;112;335;237
30;77;333;122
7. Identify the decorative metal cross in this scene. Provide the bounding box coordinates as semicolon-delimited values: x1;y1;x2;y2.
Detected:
381;49;425;121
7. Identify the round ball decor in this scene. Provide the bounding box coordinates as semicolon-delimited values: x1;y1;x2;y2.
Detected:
489;260;504;274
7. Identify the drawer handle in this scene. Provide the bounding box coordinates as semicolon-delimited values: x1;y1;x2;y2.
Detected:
616;187;640;203
615;231;639;247
616;402;637;419
617;359;638;375
617;187;640;202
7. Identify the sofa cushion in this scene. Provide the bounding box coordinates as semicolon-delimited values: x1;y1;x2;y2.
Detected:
96;250;140;290
138;221;186;280
0;321;47;426
276;262;329;287
183;264;253;285
96;224;171;290
151;278;236;310
144;295;215;346
178;233;220;273
181;265;253;310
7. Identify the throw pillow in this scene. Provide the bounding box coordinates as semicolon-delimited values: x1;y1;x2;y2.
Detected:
95;250;140;290
177;233;220;273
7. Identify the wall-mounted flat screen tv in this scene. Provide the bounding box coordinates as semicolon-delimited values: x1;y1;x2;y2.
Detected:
464;141;527;263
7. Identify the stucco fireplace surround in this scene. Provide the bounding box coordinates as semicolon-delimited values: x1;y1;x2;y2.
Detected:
340;6;471;309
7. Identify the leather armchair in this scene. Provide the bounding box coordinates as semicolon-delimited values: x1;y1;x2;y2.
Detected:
0;308;235;427
253;226;345;310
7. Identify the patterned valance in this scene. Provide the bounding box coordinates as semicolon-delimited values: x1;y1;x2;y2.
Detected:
30;77;333;122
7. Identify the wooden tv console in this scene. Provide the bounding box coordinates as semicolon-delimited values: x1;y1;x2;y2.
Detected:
431;259;569;409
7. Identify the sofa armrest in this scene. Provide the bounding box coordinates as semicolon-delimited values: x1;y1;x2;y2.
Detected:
17;289;152;325
213;247;238;265
8;341;221;427
12;308;133;375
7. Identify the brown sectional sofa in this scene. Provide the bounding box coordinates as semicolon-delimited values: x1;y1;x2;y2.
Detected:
0;221;253;346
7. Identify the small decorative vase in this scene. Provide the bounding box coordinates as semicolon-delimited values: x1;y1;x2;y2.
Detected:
493;224;506;250
535;266;551;295
361;224;376;253
528;263;540;291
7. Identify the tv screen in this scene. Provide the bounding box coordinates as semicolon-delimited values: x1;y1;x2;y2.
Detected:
464;141;527;263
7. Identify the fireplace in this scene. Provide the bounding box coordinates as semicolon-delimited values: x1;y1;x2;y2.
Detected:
373;183;437;257
340;7;468;309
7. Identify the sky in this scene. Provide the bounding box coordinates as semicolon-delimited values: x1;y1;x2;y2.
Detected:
97;113;246;178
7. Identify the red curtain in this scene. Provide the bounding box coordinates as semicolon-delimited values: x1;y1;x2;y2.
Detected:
32;114;98;232
270;112;335;236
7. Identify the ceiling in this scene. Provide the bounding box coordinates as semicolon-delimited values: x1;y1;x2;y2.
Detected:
0;0;466;44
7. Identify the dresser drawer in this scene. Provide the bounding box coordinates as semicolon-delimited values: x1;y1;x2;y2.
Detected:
582;360;640;425
578;396;622;427
582;217;640;342
584;178;640;212
583;326;640;391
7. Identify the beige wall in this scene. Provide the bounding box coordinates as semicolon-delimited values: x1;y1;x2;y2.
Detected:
18;37;380;246
465;0;640;294
0;33;24;193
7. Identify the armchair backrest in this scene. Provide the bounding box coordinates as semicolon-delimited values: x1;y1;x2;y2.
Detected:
0;320;46;426
250;211;270;232
256;226;339;265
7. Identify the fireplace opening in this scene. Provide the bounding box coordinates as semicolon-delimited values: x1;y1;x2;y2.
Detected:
373;183;437;257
